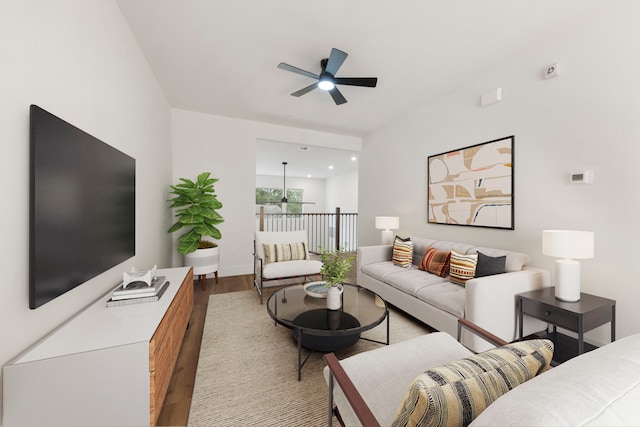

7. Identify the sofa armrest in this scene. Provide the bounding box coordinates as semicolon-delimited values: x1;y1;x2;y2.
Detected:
463;267;551;352
357;245;393;268
324;353;381;427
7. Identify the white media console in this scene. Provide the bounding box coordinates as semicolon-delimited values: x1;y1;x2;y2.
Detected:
2;267;194;427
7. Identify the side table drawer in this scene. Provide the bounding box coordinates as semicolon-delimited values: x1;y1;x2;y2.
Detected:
521;299;578;331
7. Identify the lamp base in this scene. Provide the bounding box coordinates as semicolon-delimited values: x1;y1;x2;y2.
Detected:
381;230;394;245
554;259;581;302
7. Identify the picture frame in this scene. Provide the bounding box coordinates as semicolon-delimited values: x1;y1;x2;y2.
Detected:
427;135;514;229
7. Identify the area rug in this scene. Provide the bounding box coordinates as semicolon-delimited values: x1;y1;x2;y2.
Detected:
187;290;431;427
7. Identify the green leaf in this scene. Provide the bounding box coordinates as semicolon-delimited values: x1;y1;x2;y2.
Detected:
167;222;183;233
177;229;199;242
195;224;222;239
180;214;204;224
178;239;200;255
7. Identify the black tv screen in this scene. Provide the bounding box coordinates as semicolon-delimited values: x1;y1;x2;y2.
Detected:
29;105;135;309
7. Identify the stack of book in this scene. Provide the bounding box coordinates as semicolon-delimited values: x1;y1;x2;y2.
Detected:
106;276;169;307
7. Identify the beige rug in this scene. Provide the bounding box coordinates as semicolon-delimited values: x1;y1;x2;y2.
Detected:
188;290;431;427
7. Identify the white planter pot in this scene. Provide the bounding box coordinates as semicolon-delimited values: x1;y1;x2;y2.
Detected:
326;285;343;310
184;246;219;276
185;247;220;290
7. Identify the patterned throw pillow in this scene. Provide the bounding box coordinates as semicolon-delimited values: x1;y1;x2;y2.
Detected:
449;250;478;286
392;236;414;268
475;251;507;277
419;247;451;277
391;339;554;427
263;242;309;264
391;236;413;268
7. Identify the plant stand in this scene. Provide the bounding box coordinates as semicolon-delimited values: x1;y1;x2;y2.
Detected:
185;247;219;290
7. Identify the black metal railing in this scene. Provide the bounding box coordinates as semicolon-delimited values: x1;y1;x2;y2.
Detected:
256;207;358;253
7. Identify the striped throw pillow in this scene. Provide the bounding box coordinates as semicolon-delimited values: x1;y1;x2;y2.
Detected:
391;339;554;427
449;250;478;286
263;242;309;264
419;247;451;277
392;236;414;268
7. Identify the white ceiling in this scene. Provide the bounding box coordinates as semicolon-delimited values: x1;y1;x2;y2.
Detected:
256;139;359;179
116;0;610;176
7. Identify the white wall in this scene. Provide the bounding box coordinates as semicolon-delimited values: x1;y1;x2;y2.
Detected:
0;0;173;420
358;3;640;345
326;171;359;213
170;109;361;276
256;174;326;213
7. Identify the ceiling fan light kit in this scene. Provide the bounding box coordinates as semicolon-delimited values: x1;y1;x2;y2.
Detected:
278;47;377;105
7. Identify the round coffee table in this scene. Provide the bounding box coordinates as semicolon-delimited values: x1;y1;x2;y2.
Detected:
266;283;389;380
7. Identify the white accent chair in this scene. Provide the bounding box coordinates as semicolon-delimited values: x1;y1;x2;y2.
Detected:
254;230;322;303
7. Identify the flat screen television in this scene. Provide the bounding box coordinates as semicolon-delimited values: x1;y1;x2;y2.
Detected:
29;105;136;309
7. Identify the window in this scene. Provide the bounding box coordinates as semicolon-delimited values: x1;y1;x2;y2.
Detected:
256;187;303;214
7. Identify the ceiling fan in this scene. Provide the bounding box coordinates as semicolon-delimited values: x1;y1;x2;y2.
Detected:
262;162;315;205
277;48;378;105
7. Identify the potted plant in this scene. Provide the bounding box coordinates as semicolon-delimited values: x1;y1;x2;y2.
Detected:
320;247;355;309
168;172;224;287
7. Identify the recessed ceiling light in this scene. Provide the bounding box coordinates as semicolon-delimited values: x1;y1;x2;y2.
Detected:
307;174;312;178
351;156;357;161
298;146;310;151
329;165;334;170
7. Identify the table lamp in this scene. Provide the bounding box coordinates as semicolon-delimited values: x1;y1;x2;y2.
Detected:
375;216;399;245
542;230;594;302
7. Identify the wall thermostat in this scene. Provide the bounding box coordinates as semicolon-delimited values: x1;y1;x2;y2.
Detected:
569;170;593;184
544;63;560;79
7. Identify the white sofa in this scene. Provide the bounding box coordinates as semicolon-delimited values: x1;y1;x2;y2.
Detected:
357;237;550;352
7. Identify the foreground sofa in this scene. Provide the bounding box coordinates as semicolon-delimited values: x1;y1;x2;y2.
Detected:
323;319;640;427
358;237;550;352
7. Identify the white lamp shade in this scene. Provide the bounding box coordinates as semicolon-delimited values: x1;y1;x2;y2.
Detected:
542;230;594;259
375;216;400;230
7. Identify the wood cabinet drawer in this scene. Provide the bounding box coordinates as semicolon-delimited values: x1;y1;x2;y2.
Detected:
520;298;578;331
149;268;193;426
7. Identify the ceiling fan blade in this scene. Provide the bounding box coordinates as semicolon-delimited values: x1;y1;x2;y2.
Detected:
324;48;348;76
334;77;378;87
329;87;347;105
277;62;319;80
291;83;318;97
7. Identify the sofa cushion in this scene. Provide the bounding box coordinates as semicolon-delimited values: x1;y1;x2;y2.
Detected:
449;250;478;285
393;236;414;268
385;269;450;298
475;251;506;277
261;259;322;279
415;282;466;317
469;246;530;272
361;261;415;283
471;334;640;427
392;339;554;427
263;242;309;263
430;241;476;255
409;237;438;265
419;247;451;277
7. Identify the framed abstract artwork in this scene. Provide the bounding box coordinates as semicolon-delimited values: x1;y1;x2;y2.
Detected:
427;135;514;229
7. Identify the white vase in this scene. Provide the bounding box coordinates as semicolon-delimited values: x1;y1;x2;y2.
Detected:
326;285;343;310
